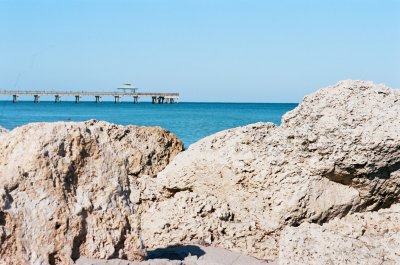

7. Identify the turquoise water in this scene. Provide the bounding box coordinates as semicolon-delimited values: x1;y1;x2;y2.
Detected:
0;101;297;147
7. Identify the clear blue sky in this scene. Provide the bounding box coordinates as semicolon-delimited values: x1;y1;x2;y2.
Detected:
0;0;399;102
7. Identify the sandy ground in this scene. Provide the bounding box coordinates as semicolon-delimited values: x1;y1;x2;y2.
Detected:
76;245;277;265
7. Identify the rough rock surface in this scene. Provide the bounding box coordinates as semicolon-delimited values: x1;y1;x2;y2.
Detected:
0;126;8;135
279;203;400;265
141;80;400;260
0;120;183;265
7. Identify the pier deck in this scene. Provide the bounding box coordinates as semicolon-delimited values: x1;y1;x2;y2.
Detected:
0;90;179;104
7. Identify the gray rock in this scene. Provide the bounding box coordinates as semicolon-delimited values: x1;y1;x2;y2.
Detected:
76;244;272;265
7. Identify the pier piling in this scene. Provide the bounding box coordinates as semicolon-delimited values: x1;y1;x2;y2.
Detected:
0;90;179;104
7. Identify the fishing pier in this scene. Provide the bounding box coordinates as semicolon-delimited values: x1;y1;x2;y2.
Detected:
0;90;180;104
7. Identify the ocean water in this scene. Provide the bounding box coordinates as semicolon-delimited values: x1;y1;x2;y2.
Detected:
0;101;297;147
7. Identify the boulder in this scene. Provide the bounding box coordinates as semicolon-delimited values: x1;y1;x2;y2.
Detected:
279;203;400;265
0;120;183;265
141;80;400;260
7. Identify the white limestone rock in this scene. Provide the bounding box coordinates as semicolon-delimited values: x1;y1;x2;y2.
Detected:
141;80;400;260
0;120;183;265
0;126;8;135
279;203;400;265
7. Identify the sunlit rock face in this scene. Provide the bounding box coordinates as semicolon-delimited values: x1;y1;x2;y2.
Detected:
279;203;400;265
141;80;400;260
0;120;183;265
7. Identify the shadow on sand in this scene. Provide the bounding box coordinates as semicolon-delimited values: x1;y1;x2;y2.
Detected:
146;245;206;261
